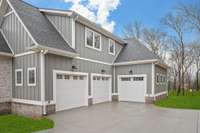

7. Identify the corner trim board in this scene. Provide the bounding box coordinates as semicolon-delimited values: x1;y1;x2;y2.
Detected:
40;52;46;115
152;63;155;96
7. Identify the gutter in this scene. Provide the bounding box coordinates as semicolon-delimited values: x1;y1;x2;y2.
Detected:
0;52;13;57
113;59;158;66
29;45;79;58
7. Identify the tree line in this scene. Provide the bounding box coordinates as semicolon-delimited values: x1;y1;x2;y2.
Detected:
123;1;200;95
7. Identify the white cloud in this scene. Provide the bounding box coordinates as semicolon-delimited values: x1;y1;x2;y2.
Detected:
63;0;120;32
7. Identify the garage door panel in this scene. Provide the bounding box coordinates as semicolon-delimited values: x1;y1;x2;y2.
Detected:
92;75;111;104
118;75;146;103
55;72;88;112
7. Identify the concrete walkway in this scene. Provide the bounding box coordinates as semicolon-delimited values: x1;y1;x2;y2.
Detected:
39;102;200;133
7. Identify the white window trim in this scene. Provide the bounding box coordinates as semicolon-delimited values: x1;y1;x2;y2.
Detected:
156;73;167;85
15;69;23;86
27;67;37;86
85;27;102;51
108;39;115;55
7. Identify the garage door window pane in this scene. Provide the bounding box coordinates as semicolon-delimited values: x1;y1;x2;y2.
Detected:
73;76;78;80
64;75;70;80
133;77;144;81
121;77;131;81
97;77;101;80
79;76;84;80
57;74;63;79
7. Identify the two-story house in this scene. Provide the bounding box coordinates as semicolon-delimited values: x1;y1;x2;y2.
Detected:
0;0;168;116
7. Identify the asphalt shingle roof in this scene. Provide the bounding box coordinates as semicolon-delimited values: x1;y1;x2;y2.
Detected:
115;39;159;63
0;32;12;53
9;0;76;54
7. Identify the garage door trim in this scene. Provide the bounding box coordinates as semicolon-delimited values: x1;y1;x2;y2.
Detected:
118;74;147;102
90;73;112;102
53;70;89;109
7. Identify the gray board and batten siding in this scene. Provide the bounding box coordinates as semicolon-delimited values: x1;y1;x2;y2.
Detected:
155;65;167;94
0;2;41;101
114;63;153;95
12;53;41;101
45;54;112;101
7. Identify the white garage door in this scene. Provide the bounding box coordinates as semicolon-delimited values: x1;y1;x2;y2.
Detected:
54;71;88;112
118;75;147;102
91;74;112;104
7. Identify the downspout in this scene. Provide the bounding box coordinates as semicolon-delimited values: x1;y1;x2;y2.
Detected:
40;50;48;115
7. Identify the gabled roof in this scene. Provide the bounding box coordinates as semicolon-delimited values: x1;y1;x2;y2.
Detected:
0;32;12;54
115;39;159;63
8;0;76;55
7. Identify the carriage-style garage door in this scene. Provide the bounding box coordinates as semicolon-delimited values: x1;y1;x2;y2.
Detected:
118;75;147;102
54;71;88;112
91;74;112;104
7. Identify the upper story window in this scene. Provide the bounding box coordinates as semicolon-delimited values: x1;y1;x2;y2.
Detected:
27;67;36;86
15;69;23;86
85;28;101;51
109;39;115;55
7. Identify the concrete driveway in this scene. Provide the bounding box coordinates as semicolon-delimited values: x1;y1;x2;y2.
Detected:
39;102;199;133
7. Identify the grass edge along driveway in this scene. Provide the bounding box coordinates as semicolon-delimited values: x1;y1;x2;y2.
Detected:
155;91;200;110
0;114;54;133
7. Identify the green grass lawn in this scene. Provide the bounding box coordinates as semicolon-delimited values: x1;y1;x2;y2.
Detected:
155;91;200;110
0;115;54;133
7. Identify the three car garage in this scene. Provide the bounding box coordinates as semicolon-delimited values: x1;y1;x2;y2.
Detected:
53;70;147;112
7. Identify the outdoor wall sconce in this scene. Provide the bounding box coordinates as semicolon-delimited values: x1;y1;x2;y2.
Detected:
101;69;106;74
129;70;133;75
71;65;77;71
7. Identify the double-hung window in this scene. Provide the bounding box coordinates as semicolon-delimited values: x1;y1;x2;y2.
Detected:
85;28;101;51
156;73;167;84
27;67;36;86
109;39;115;55
15;69;23;86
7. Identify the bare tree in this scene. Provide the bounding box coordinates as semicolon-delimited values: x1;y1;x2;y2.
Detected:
168;37;182;93
142;28;168;60
123;21;143;40
177;2;200;33
161;13;187;95
190;41;200;90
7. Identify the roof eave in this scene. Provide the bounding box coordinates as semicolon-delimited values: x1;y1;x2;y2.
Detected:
29;45;78;58
0;51;13;57
155;62;169;70
113;59;158;66
39;8;73;16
